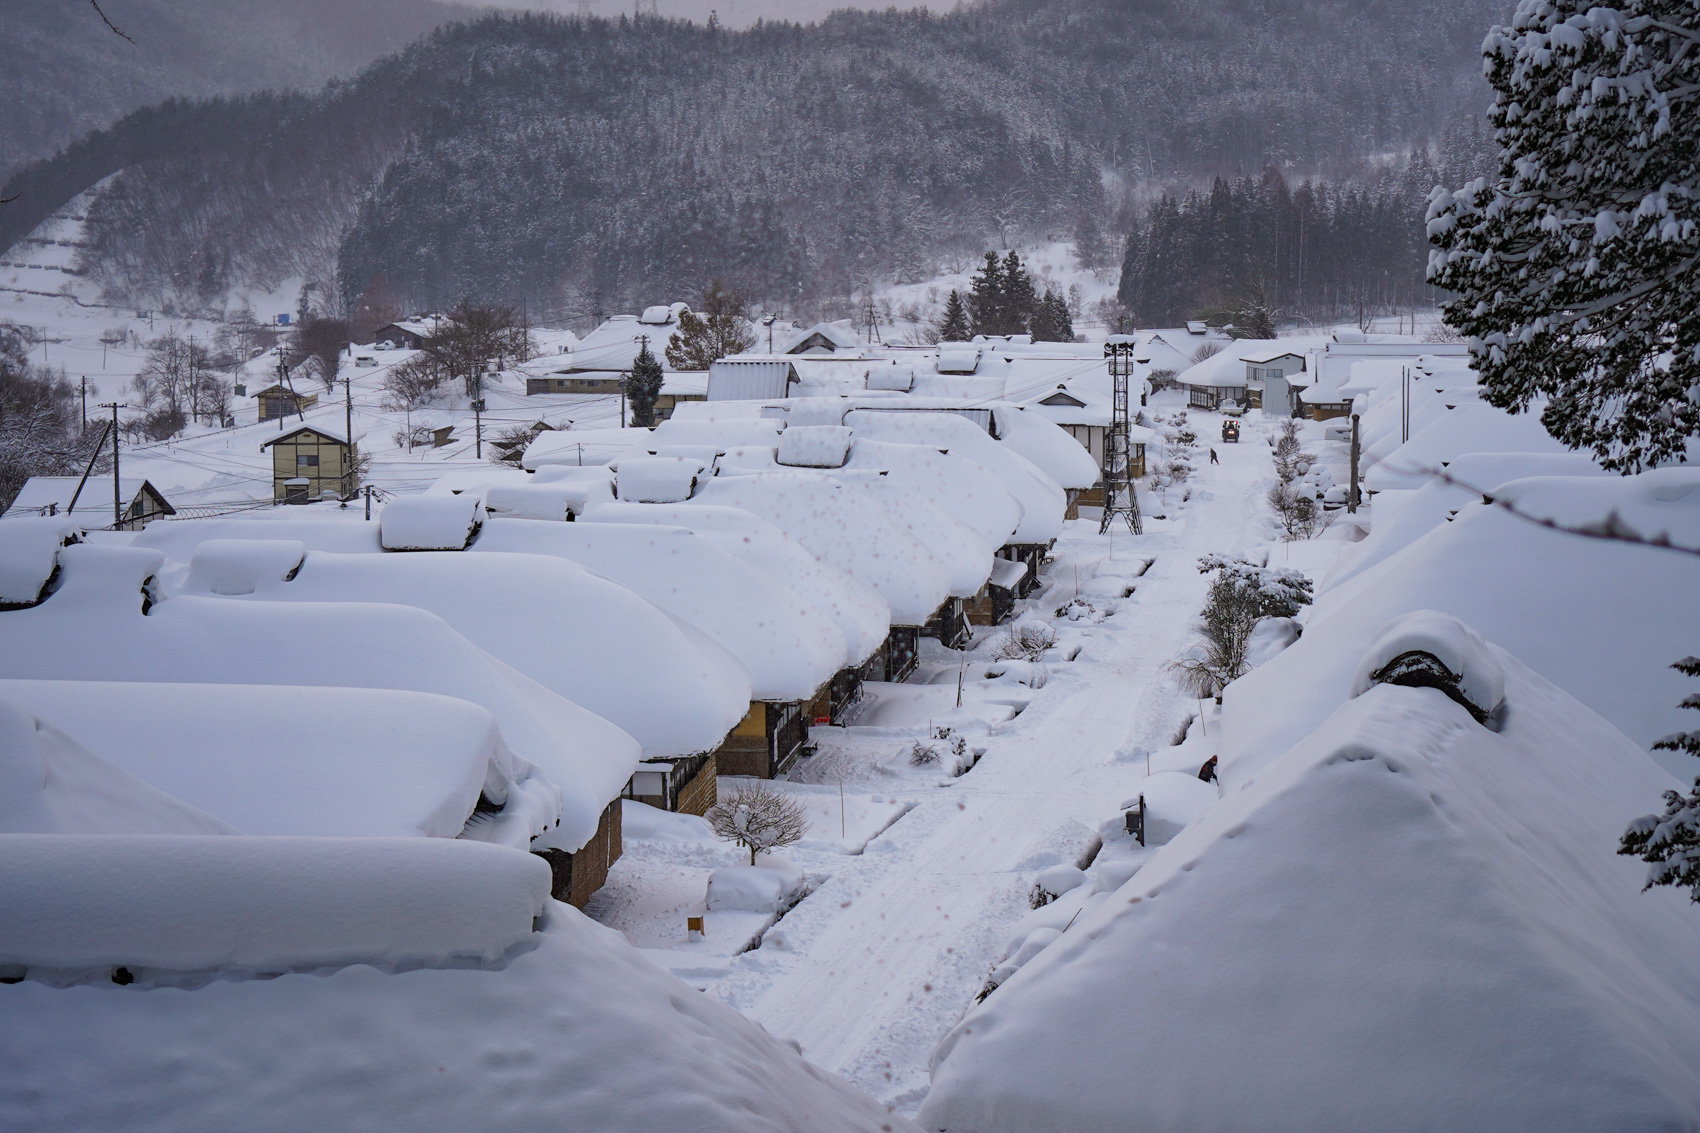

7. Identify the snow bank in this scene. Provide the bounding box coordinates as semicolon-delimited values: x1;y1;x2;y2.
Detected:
178;541;749;761
694;471;953;625
0;835;548;974
992;406;1101;491
131;513;382;559
0;698;235;836
472;518;844;702
1363;401;1569;492
1321;450;1607;593
0;679;550;845
520;426;653;469
481;482;578;521
651;416;784;447
924;650;1700;1132
838;470;994;598
1129;771;1218;845
777;425;853;468
379;493;484;550
706;856;806;912
0;903;917;1133
0;515;79;607
1223;469;1700;779
845;410;1065;543
584;500;890;666
614;455;708;503
0;544;638;853
843;438;1024;546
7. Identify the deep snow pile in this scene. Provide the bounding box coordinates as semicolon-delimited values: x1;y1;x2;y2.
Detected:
922;642;1700;1132
0;679;551;845
0;544;638;854
1224;468;1700;778
174;539;751;761
0;899;919;1133
0;698;234;836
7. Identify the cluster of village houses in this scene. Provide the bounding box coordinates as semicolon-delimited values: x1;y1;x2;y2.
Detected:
0;310;1469;934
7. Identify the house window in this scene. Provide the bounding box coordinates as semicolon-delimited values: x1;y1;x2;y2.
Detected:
297;453;319;467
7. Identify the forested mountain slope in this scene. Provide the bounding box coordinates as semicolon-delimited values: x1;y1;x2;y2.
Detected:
3;0;1506;316
0;0;476;175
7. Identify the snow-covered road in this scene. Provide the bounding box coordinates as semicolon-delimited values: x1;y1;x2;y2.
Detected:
593;407;1281;1113
748;417;1275;1104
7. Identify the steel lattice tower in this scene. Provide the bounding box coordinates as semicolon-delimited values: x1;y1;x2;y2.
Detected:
1100;339;1142;535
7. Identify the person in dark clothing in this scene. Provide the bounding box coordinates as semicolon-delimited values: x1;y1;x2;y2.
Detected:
1198;755;1219;783
1209;448;1219;464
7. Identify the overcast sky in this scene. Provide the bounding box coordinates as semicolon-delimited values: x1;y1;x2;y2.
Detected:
507;0;947;28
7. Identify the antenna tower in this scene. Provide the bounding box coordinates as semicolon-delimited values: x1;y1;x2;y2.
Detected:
1100;338;1142;535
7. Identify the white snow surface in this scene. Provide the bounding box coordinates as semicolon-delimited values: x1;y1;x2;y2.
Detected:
991;406;1102;491
0;516;80;606
379;493;484;550
777;425;854;468
1363;401;1570;491
0;544;638;853
923;653;1700;1132
615;455;709;503
582;500;891;666
0;900;918;1133
0;679;549;844
0;698;235;836
837;471;994;598
472;518;845;702
0;835;550;974
521;426;656;469
177;540;750;760
843;410;1066;543
693;470;953;625
132;512;383;559
842;438;1025;546
1224;468;1700;780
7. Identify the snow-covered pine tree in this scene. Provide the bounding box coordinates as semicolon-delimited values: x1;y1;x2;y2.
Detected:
967;252;1005;337
1031;288;1075;341
1620;657;1700;898
938;289;971;342
1002;251;1037;336
1427;0;1700;471
626;338;664;429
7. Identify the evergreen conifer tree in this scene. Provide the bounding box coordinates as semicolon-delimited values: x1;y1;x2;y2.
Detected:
626;337;664;428
1427;1;1700;471
1620;658;1700;898
1001;251;1037;335
1031;288;1074;341
937;289;971;341
967;252;1004;337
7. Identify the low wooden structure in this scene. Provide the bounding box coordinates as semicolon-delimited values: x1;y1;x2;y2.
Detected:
262;426;356;503
532;798;622;907
965;558;1028;626
253;384;318;422
623;754;717;815
923;596;971;650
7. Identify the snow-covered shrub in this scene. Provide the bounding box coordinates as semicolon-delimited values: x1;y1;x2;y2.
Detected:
1271;418;1314;484
707;781;809;865
1170;555;1312;698
1269;480;1332;541
1620;658;1700;899
908;740;941;766
990;623;1058;662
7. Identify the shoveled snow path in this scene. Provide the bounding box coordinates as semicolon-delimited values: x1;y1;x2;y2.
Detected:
710;423;1275;1111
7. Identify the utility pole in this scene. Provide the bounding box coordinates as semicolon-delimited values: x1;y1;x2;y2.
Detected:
471;364;486;459
98;403;122;528
80;377;87;430
1099;339;1143;535
1348;412;1361;514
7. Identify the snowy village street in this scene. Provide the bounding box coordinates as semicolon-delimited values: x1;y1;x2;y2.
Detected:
588;405;1280;1111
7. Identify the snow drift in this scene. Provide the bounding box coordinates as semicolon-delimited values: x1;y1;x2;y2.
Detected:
923;646;1700;1132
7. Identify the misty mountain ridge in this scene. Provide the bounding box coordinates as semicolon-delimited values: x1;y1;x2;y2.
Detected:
5;0;1508;319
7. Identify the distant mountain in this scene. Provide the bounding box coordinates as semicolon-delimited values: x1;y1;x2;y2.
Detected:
0;0;477;172
2;0;1509;318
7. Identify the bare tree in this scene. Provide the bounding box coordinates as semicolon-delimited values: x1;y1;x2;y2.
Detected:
380;354;444;450
667;280;756;370
424;300;530;395
707;781;810;865
291;314;350;392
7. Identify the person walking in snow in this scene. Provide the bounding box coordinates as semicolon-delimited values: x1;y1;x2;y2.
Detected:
1209;448;1219;465
1198;755;1218;783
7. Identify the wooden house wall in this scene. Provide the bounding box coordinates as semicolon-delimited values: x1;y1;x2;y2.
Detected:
533;798;622;908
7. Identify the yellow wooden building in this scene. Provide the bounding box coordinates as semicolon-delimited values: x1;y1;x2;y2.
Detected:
262;426;356;503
